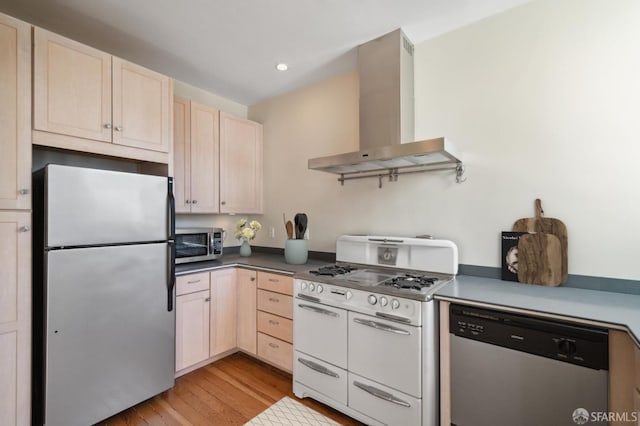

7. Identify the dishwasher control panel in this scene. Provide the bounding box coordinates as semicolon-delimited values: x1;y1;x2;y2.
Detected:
449;304;609;370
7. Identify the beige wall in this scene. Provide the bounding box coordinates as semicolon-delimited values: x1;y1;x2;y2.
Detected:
249;0;640;280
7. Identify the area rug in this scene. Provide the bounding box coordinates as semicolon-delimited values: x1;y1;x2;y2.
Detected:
244;396;340;426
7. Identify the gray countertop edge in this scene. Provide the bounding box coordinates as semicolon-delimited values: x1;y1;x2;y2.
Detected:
435;275;640;347
175;252;331;277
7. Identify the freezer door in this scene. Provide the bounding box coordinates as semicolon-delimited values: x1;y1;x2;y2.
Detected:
44;243;174;426
45;165;168;247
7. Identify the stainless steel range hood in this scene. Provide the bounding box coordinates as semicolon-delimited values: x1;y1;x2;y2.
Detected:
308;29;464;184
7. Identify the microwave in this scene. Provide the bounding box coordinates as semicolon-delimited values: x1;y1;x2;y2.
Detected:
175;228;223;264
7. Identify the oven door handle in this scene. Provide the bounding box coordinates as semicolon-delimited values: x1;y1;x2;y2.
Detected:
297;304;338;317
297;358;340;378
353;381;411;408
353;318;410;335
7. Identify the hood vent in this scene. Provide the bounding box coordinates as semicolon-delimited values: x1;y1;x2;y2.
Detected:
308;29;464;187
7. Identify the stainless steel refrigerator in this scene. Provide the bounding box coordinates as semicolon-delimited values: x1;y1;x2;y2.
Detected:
32;165;176;426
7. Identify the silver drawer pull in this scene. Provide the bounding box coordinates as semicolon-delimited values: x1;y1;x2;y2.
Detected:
268;342;279;349
268;278;280;282
298;304;338;317
268;297;280;303
353;318;410;335
268;320;279;325
19;225;30;233
204;297;210;302
18;188;29;195
353;381;411;408
187;279;201;284
298;358;339;378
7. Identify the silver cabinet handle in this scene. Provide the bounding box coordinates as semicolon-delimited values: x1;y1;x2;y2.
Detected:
298;358;339;378
268;297;280;303
104;123;112;129
19;226;30;233
187;279;201;284
185;200;191;204
268;278;280;283
250;277;256;282
192;200;198;204
353;318;410;335
268;319;279;325
298;304;338;317
18;188;29;195
268;342;279;349
204;297;210;302
353;381;411;407
221;201;226;205
114;126;123;131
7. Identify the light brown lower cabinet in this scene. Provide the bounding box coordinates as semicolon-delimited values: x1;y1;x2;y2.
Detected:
236;269;257;354
175;268;294;375
609;330;640;426
256;272;294;372
175;289;210;372
210;269;237;356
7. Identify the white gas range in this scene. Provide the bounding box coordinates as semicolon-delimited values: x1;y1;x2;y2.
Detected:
293;235;458;426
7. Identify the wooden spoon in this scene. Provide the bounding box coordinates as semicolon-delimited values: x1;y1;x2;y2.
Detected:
285;221;294;240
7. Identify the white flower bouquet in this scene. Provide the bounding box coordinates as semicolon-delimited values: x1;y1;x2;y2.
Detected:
234;219;261;242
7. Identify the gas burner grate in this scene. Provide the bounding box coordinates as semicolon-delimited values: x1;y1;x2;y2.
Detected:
309;264;358;277
382;274;438;290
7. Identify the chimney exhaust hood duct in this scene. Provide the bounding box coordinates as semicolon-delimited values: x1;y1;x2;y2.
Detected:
308;29;464;186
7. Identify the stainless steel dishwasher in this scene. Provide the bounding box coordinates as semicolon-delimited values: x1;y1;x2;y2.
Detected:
449;304;608;426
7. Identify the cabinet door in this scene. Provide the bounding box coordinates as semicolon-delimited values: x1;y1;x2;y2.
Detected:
219;112;263;214
112;57;170;153
0;14;31;210
0;211;31;426
210;269;237;356
237;269;257;354
33;28;112;142
173;97;191;213
175;290;210;371
190;102;220;213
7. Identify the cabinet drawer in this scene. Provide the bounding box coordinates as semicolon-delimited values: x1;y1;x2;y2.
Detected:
257;311;292;343
258;333;292;372
176;272;210;296
257;290;292;319
257;272;292;295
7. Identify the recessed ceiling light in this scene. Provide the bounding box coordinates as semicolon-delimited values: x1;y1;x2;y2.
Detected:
275;63;288;71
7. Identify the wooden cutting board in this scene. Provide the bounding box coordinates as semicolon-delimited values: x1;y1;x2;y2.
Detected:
512;199;568;285
517;233;563;286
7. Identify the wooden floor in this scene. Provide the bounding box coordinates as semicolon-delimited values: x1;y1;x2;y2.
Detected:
99;352;364;425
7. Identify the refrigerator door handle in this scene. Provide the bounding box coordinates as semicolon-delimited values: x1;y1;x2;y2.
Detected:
167;177;175;241
167;177;176;312
168;241;175;312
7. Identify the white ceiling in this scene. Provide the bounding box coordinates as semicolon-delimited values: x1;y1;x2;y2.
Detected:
0;0;529;105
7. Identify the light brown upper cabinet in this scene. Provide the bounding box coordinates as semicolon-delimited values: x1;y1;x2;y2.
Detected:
0;13;31;210
219;112;263;214
33;28;171;159
173;97;220;213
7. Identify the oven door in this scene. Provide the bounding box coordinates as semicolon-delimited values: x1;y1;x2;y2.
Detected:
293;299;347;369
348;311;422;397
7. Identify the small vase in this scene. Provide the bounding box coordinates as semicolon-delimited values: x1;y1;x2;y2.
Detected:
239;240;252;257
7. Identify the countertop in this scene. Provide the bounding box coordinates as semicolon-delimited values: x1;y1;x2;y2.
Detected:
175;252;331;276
435;275;640;345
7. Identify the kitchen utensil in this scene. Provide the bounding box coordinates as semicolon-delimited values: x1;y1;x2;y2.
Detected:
285;221;294;240
294;214;301;239
517;232;563;286
512;199;568;284
298;213;308;239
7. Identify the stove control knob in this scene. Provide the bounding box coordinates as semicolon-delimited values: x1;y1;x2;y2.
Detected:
317;285;324;294
368;295;378;305
301;281;307;291
345;291;353;300
309;283;315;292
380;297;388;307
391;299;400;310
